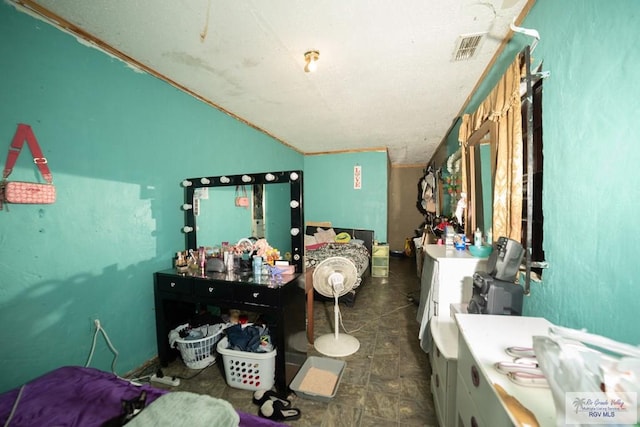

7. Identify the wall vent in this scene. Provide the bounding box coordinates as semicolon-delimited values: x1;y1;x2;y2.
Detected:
452;33;486;61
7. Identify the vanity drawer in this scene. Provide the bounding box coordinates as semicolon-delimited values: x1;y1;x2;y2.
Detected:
432;345;447;387
432;343;458;427
193;279;233;300
233;285;279;307
431;370;445;427
431;345;446;403
456;372;487;427
457;335;511;427
156;274;193;295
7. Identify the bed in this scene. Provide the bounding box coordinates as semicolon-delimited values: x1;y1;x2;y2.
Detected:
304;226;373;273
0;366;287;427
303;226;374;344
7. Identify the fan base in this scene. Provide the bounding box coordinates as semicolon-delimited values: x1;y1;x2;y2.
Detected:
314;333;360;357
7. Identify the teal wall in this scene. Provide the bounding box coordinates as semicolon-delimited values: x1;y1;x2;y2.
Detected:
304;151;388;243
264;182;291;255
0;3;304;392
199;186;253;245
443;1;640;345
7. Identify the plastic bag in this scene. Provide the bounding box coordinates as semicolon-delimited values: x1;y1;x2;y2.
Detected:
532;325;640;426
404;237;413;257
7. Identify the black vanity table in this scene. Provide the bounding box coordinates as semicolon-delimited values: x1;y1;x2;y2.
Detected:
154;170;307;392
154;268;306;392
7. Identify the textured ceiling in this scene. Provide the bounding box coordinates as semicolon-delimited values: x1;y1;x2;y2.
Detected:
14;0;530;165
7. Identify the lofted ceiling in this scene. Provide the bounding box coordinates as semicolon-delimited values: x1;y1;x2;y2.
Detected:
12;0;531;165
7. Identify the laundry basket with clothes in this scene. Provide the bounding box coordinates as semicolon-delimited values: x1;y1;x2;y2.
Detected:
217;323;277;391
168;323;227;369
223;323;273;353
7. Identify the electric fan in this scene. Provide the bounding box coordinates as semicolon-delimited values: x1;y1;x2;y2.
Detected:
312;256;361;357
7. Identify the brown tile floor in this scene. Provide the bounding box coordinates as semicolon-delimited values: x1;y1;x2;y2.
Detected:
151;256;436;426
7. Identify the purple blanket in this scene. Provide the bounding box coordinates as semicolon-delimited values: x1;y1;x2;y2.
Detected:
0;366;285;427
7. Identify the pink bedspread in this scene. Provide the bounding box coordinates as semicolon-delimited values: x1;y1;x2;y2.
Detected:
0;366;285;427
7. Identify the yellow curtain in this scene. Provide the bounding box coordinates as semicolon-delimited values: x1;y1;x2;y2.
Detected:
458;57;523;242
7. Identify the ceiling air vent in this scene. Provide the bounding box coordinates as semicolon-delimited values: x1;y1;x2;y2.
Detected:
452;33;486;61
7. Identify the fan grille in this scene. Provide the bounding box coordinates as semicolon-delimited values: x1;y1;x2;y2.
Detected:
312;257;358;298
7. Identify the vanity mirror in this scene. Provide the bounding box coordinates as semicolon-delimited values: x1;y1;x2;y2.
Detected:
464;120;497;236
181;170;304;272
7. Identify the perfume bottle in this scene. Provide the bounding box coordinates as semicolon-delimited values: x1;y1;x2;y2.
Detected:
175;251;188;272
253;256;263;276
175;251;185;267
474;228;482;247
198;246;206;273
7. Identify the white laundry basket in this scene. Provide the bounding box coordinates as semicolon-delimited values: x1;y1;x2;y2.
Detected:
216;336;276;391
173;325;225;369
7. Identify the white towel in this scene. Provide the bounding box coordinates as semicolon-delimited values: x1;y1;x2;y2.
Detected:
127;391;239;427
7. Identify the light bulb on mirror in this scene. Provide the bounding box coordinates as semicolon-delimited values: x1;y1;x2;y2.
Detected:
200;178;210;184
182;226;194;233
290;228;300;236
182;204;193;210
290;172;299;181
182;180;193;187
220;176;230;184
290;200;300;208
241;175;252;183
265;173;275;182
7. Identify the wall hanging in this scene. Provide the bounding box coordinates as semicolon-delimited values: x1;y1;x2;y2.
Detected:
0;123;55;210
235;185;249;208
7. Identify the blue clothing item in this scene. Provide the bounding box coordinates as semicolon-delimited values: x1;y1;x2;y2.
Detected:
225;324;270;353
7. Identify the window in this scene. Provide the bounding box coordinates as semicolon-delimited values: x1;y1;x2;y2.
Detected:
459;53;545;287
521;79;545;277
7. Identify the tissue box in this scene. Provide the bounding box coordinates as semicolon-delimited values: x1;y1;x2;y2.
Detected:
274;264;295;274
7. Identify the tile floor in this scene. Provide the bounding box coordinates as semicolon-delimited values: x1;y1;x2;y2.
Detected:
151;256;436;426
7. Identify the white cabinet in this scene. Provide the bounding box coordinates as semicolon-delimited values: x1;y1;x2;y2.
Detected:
454;314;556;427
417;245;487;351
416;246;488;426
430;316;459;427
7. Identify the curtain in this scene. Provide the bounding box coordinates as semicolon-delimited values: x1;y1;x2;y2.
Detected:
458;57;523;242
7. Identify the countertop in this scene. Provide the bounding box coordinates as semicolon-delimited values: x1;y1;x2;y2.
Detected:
455;313;556;426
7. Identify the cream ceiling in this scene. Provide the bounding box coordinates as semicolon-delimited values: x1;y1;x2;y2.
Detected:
12;0;531;165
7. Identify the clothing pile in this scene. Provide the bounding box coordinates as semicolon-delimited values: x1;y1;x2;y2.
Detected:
167;323;226;349
224;323;273;353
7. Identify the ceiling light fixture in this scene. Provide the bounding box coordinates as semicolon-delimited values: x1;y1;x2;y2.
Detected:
304;50;319;73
